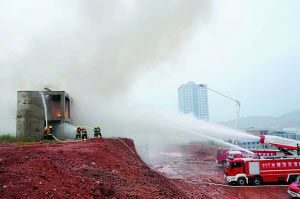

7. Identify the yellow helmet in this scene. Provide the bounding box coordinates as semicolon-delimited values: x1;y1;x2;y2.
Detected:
81;126;85;128
49;126;53;128
94;126;97;128
77;126;80;128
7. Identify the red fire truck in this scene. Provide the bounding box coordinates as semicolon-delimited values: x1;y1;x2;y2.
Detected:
216;147;281;168
259;135;300;196
224;157;300;185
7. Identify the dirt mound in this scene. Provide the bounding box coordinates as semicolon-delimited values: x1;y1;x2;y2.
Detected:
0;140;292;199
0;139;185;199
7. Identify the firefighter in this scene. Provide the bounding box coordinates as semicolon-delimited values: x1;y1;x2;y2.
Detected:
42;127;48;140
81;126;88;140
297;144;300;156
93;126;99;138
75;126;81;140
93;125;102;138
98;125;102;138
48;126;54;140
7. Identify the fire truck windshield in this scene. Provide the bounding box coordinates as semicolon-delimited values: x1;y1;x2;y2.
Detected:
230;162;242;170
295;176;300;184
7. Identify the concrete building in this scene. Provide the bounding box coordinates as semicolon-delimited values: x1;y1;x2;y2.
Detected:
268;130;297;140
16;91;72;140
236;140;275;150
283;128;300;141
237;140;263;150
178;81;209;120
246;127;269;137
235;127;271;150
237;140;275;150
238;128;300;150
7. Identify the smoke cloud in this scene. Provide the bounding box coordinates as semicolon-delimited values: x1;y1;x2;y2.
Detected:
0;0;256;162
0;0;211;133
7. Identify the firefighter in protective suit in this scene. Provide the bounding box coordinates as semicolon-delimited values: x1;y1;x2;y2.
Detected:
81;126;88;140
75;126;81;140
98;126;102;138
93;126;102;138
42;127;48;140
47;126;54;140
93;126;98;138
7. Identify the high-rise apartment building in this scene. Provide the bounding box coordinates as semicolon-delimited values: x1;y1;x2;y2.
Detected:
178;81;209;120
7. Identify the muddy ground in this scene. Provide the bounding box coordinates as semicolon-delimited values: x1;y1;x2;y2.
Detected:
151;143;290;199
0;139;292;199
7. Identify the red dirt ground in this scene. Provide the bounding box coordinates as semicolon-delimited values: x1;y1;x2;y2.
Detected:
0;139;185;199
0;139;293;199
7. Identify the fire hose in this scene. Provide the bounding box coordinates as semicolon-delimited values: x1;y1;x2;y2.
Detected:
114;138;136;154
52;135;60;142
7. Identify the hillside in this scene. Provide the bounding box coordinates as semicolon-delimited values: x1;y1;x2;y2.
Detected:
223;109;300;130
0;138;185;199
0;139;291;199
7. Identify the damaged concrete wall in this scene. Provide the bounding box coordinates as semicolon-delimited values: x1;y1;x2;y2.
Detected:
16;91;45;140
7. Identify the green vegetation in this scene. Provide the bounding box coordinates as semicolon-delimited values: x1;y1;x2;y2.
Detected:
0;135;36;143
16;137;37;145
20;137;35;142
0;135;17;142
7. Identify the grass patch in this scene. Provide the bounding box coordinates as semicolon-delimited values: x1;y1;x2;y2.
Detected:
0;135;37;144
20;137;35;142
0;135;17;142
0;135;63;145
16;137;37;145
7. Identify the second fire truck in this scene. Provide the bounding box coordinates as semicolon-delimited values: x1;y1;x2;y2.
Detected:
224;135;300;186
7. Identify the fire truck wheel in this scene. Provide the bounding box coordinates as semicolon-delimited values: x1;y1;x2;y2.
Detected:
252;177;262;186
237;177;246;186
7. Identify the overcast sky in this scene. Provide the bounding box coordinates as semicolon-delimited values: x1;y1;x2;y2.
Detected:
1;0;300;133
128;0;300;122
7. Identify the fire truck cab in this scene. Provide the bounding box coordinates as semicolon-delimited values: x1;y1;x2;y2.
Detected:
225;157;300;186
224;158;250;185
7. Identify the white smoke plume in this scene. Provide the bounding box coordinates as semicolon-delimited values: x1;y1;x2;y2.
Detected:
0;0;257;152
0;0;211;134
1;0;258;163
